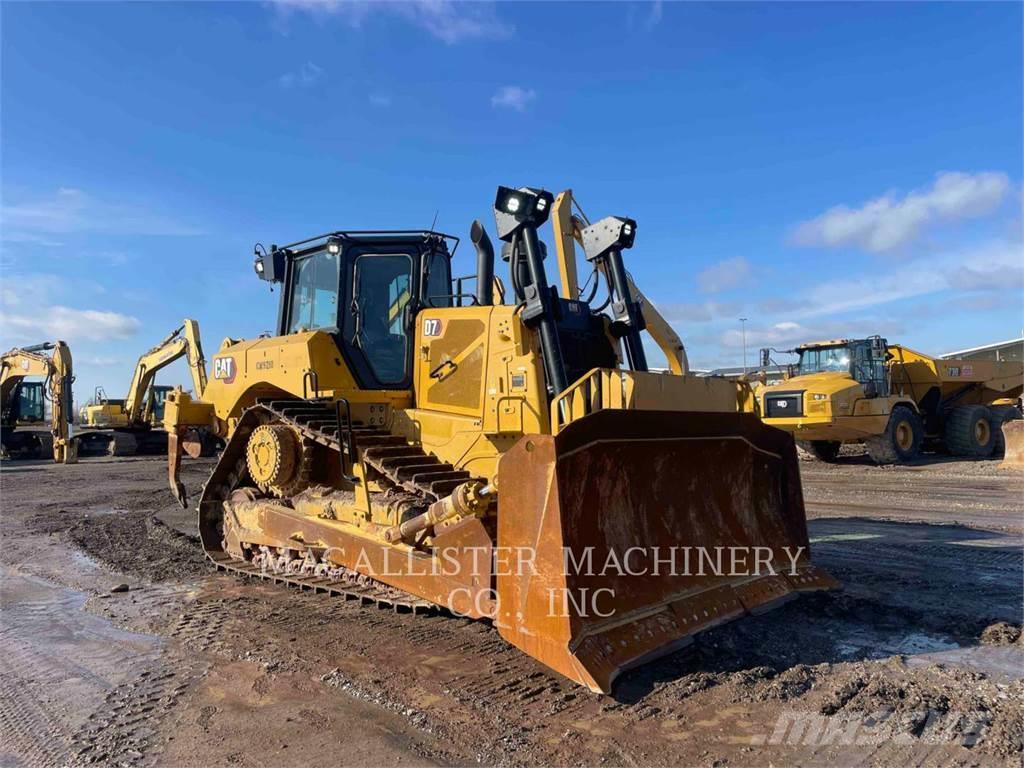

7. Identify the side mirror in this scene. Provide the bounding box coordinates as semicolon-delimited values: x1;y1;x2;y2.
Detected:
863;380;878;398
759;348;770;368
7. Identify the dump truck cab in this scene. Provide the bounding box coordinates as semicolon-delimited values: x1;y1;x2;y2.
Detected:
759;337;891;429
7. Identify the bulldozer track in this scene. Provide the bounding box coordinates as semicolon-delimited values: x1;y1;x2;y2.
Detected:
198;398;479;615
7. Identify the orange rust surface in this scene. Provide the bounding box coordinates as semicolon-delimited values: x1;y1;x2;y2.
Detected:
496;410;838;693
1001;420;1024;470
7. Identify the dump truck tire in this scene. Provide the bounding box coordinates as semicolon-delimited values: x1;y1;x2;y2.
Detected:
991;405;1023;457
806;440;841;462
865;405;922;464
945;404;997;457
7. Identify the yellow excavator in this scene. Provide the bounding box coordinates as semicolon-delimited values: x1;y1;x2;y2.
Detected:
80;319;210;456
0;341;77;462
164;185;835;692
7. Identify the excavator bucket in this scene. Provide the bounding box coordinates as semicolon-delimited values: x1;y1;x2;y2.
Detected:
496;409;838;693
1000;420;1024;470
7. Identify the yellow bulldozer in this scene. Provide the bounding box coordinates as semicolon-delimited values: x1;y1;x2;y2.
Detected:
164;186;835;692
0;341;77;462
79;319;213;456
756;338;1023;463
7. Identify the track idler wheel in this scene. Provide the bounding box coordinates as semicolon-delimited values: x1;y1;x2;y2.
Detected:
245;423;308;497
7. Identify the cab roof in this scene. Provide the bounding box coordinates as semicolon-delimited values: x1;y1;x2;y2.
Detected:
795;339;855;350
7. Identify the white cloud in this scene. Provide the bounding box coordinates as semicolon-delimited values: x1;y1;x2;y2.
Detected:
793;239;1022;319
369;93;392;107
696;256;752;293
661;300;740;323
709;238;1021;359
0;272;139;344
274;1;513;44
646;0;663;29
491;85;536;112
1;187;203;240
0;306;140;343
79;355;123;367
721;320;811;350
792;171;1011;253
278;60;324;89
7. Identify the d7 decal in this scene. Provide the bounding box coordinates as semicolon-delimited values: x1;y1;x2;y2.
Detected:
423;318;443;337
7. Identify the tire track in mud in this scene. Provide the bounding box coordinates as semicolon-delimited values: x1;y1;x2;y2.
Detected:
0;663;69;768
69;664;205;767
178;535;1024;765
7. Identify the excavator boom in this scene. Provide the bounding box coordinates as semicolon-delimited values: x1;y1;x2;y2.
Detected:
0;341;77;463
80;319;208;457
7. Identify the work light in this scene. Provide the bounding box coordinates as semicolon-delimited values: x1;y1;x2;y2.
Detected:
581;216;638;262
326;237;342;255
493;186;555;241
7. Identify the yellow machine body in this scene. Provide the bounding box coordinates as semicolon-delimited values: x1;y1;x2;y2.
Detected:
0;341;77;463
758;339;1023;462
80;319;208;456
165;188;835;692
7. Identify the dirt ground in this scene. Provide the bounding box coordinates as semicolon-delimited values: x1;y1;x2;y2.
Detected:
1;453;1022;767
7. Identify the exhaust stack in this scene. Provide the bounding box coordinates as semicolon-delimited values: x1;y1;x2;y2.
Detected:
470;220;495;306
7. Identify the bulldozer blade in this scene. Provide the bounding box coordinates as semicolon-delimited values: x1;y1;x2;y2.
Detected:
1001;420;1024;470
496;409;838;694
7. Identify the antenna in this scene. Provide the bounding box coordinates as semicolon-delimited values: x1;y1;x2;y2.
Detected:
429;209;439;232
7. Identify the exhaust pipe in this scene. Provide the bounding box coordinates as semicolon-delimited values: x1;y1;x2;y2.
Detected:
470;220;494;306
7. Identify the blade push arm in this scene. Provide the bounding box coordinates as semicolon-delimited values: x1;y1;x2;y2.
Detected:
550;190;689;375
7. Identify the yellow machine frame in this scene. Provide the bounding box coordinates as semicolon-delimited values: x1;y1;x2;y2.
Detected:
0;341;77;463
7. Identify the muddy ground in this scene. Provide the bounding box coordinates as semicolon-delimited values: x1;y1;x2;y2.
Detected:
1;454;1022;767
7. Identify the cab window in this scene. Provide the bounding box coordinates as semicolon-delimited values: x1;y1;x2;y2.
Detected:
287;249;341;333
798;346;850;375
424;250;452;307
346;254;413;385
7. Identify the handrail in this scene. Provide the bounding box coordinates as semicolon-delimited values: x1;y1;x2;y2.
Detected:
550;368;632;434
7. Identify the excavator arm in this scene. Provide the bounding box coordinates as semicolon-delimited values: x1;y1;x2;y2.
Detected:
123;319;208;424
550;190;689;375
0;342;77;463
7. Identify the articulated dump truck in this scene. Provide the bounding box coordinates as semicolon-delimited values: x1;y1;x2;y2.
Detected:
165;186;836;692
757;338;1023;464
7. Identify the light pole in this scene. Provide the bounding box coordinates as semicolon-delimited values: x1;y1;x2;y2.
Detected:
739;318;748;373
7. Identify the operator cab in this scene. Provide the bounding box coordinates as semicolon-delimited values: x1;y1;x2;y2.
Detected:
3;380;45;426
797;337;889;397
148;384;174;422
253;187;650;401
255;231;456;391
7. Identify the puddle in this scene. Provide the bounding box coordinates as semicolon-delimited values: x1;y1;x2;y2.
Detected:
0;566;163;737
810;533;883;544
835;630;960;660
907;645;1024;683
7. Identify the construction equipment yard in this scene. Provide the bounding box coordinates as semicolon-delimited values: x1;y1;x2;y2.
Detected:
2;453;1020;767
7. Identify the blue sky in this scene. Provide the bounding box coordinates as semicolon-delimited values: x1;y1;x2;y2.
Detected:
2;1;1021;400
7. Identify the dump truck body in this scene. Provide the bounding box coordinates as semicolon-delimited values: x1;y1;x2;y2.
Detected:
758;338;1023;463
165;187;835;692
